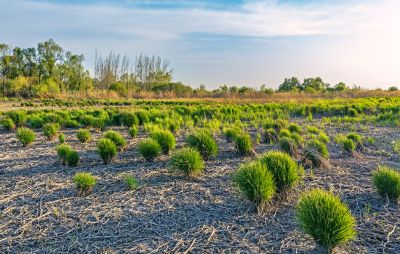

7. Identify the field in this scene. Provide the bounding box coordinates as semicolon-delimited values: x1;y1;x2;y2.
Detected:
1;97;400;253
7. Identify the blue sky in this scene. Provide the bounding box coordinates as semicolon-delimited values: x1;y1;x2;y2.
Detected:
1;0;399;89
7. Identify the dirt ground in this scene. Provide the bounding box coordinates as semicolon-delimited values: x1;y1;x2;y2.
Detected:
0;123;399;253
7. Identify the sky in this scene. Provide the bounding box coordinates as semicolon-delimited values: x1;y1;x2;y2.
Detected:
1;0;399;89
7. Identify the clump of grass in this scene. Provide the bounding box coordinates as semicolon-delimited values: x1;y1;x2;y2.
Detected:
234;132;253;156
42;123;60;141
1;118;16;131
96;138;117;164
307;139;329;158
58;133;65;143
223;127;240;142
16;127;36;147
57;144;72;165
104;130;127;151
372;166;400;200
77;129;91;143
279;129;291;139
303;139;330;169
264;128;278;144
150;130;176;155
128;126;138;138
259;150;301;193
186;130;218;160
296;189;356;253
393;139;400;155
288;123;302;134
347;132;362;143
138;138;161;162
124;175;139;190
66;150;80;167
232;161;276;211
74;172;96;195
280;137;299;158
169;147;205;176
343;138;356;154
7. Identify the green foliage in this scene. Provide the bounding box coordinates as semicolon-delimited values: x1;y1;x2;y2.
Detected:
288;123;302;133
104;130;126;151
7;110;27;127
58;133;65;143
97;138;117;164
66;150;80;167
347;132;361;143
296;189;356;253
372;166;400;200
169;147;205;176
348;108;358;117
279;129;291;138
150;130;176;154
223;127;240;142
16;127;36;147
186;130;218;160
124;175;139;190
138;139;161;162
393;139;400;155
77;129;91;143
318;132;330;144
1;118;16;131
42;123;60;140
264;128;278;144
234;132;253;155
128;126;138;138
280;137;299;158
232;161;276;208
57;144;72;165
259;151;301;193
306;139;329;158
119;112;139;127
74;172;96;193
343;139;356;153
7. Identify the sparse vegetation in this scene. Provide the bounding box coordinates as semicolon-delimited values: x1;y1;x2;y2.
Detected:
104;130;127;151
138;139;161;162
16;127;36;147
372;166;400;200
74;172;96;194
169;147;205;176
186;130;218;160
150;130;176;155
97;138;117;164
77;129;91;143
42;123;60;141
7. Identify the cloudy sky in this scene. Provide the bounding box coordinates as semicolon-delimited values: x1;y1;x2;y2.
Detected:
1;0;399;89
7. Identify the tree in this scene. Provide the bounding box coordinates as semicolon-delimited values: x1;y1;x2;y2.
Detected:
300;77;327;92
0;43;11;97
37;39;63;84
278;77;300;92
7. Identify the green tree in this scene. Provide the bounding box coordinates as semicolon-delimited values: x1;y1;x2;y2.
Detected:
278;77;300;92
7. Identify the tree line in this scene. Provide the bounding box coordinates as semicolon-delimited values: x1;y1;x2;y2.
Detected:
0;39;397;98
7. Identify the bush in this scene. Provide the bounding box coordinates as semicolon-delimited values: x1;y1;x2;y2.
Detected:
97;138;117;164
232;161;276;209
150;130;176;155
77;129;91;143
169;147;205;176
372;166;400;200
296;189;356;253
1;118;15;131
138;139;161;162
120;112;139;126
279;129;291;139
74;172;96;194
343;138;356;154
124;175;138;190
290;133;304;146
223;127;240;142
264;128;278;144
259;151;301;193
16;127;36;147
7;110;27;127
348;108;358;117
104;130;126;151
306;139;329;158
318;132;330;144
280;137;299;158
234;132;253;155
58;133;65;143
66;150;80;167
57;144;72;165
347;132;361;143
186;131;218;160
42;123;60;140
128;126;138;138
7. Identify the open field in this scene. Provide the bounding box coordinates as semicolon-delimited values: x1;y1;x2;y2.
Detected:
1;98;400;253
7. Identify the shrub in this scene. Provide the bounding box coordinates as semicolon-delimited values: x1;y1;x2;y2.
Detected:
104;130;126;151
97;138;117;164
128;126;138;138
42;123;60;140
16;127;36;147
124;175;139;190
58;133;65;143
57;144;72;165
7;110;27;127
65;119;79;128
232;161;276;209
264;128;278;144
280;137;299;158
73;172;96;194
1;118;15;131
186;131;218;160
290;133;304;146
348;108;358;117
306;139;329;158
296;189;356;253
347;132;361;143
120;112;139;127
77;129;91;143
138;139;161;162
372;166;400;200
318;132;330;144
343;138;356;154
234;132;253;155
66;150;80;167
259;150;301;193
169;147;205;176
288;123;302;133
150;130;176;155
279;129;291;139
